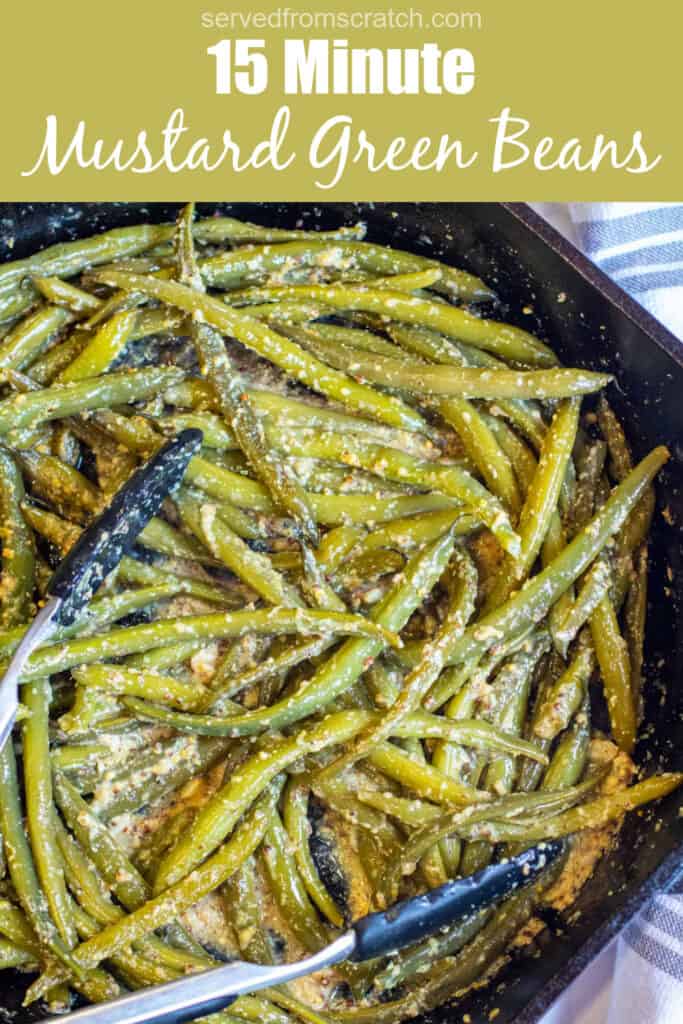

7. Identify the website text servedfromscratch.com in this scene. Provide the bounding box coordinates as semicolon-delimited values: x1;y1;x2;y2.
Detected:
200;9;482;31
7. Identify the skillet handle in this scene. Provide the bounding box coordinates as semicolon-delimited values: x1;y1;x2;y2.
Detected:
351;841;563;962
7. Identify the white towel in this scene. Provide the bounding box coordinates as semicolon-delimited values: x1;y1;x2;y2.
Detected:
569;202;683;340
542;894;683;1024
605;895;683;1024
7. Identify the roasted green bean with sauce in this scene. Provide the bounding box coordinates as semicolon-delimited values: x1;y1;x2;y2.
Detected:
0;207;676;1023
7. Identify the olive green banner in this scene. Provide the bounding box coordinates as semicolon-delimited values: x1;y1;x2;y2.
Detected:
2;0;679;198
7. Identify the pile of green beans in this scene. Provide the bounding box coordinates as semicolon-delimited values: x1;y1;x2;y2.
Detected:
0;205;677;1024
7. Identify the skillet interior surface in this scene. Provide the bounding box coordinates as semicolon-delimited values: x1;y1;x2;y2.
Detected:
0;202;681;1024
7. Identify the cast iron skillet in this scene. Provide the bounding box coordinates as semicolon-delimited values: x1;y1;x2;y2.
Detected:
0;203;681;1024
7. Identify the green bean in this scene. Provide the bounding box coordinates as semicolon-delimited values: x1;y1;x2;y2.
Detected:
317;525;365;572
22;500;233;605
117;555;238;606
56;309;138;383
0;365;184;434
0;450;35;628
349;511;475;568
438;397;521;515
571;440;607;535
260;810;328;952
0;287;37;324
283;776;344;926
55;815;211;981
625;544;648;721
372;908;491;995
208;637;333;705
124;692;546;765
32;276;101;315
484;411;539;493
542;702;591;793
0;224;171;294
357;789;440;827
5;606;398;683
0;898;41;957
387;771;604;895
51;743;109;773
124;639;205;672
444;447;669;668
49;785;281;977
225;282;556;366
93;736;233;821
457;772;683;844
167;379;389;438
179;206;320;545
53;772;210;968
193;217;366;245
159;410;237;450
22;681;77;947
551;557;611;658
68;899;180;989
0;744;83;974
296;321;408;358
590;593;635;753
366;742;486;807
361;269;444;293
150;704;485;893
71;664;210;711
27;330;92;385
265;989;335;1024
337;548;405;582
486;398;580;609
194;452;407;517
148;445;456;525
138;515;217;564
459;643;541;875
166;394;434;457
402;891;536;1020
285;330;608;399
202;239;492;302
309;492;458;525
532;642;593;744
177;491;298;606
0;580;207;668
129;530;457;750
597;396;633;482
0;938;36;968
223;856;274;964
389;322;547;449
0;304;73;370
93;271;430;435
18;449;101;522
324;546;477;777
273;430;519;555
162;715;484;887
229;993;303;1024
54;773;151;908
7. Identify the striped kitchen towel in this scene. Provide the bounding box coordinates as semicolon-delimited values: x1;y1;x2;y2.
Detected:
570;202;683;340
605;895;683;1024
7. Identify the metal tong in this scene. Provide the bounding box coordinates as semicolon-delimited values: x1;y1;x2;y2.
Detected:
47;841;563;1024
0;428;203;754
0;426;564;1023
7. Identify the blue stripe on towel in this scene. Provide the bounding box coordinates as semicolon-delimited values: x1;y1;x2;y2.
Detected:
602;240;683;274
581;206;683;253
641;900;683;946
613;269;683;295
623;921;683;983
